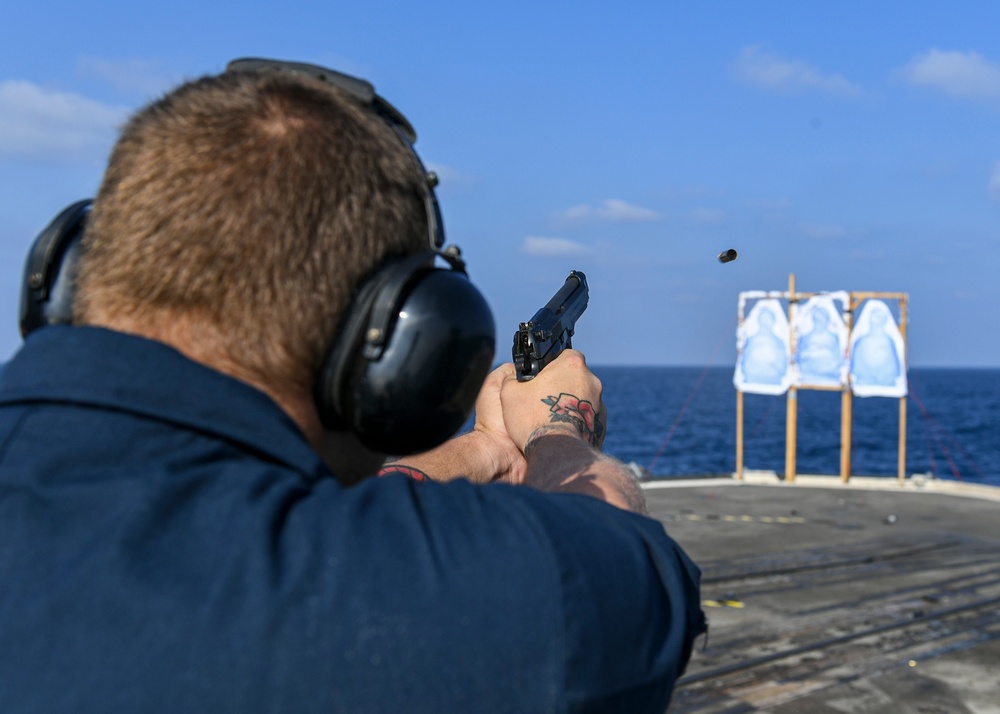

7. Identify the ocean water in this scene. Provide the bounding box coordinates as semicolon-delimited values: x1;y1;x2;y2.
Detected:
5;355;991;485
592;366;1000;487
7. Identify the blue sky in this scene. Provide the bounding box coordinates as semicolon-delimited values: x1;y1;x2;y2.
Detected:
2;2;999;367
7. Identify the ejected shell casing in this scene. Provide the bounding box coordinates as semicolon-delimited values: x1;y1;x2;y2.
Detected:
717;249;738;263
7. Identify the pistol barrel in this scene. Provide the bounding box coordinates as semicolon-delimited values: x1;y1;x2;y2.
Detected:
513;271;589;381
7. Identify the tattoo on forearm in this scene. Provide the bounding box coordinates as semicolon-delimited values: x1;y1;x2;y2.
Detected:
541;393;604;447
376;464;429;482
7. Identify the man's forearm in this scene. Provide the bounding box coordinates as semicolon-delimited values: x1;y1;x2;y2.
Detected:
379;430;504;484
523;428;647;514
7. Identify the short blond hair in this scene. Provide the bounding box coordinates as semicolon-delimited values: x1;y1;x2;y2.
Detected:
76;69;427;389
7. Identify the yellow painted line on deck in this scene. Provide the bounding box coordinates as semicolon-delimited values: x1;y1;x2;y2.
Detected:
702;599;746;608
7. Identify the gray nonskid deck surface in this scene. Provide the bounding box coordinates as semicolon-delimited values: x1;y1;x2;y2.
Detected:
642;481;1000;713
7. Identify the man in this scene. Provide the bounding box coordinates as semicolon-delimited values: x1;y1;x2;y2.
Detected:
0;60;704;712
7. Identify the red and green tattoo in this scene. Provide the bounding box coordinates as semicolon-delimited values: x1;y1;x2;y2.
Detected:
542;393;604;447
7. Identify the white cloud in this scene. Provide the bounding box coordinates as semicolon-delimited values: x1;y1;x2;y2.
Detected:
989;162;1000;202
0;80;129;158
733;45;860;97
76;57;178;97
522;236;587;257
901;49;1000;101
562;204;593;220
689;208;725;224
559;198;660;223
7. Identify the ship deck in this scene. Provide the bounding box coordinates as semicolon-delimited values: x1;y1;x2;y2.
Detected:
644;474;1000;713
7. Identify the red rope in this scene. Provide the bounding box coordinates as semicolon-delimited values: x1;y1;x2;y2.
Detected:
647;364;714;474
907;377;964;480
647;323;736;475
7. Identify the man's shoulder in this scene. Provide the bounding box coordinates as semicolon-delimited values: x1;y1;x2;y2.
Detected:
329;476;705;708
328;474;697;604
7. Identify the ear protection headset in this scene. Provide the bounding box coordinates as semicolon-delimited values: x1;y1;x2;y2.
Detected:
19;59;496;456
19;199;90;336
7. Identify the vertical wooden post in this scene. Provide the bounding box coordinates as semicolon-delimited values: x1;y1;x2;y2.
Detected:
840;388;852;482
786;388;798;482
898;294;909;484
841;294;855;484
736;390;745;480
898;398;907;484
785;274;797;482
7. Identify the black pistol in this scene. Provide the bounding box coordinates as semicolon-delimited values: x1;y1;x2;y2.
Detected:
513;271;589;381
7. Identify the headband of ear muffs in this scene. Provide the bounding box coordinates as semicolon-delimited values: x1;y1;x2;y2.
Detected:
20;60;496;457
19;199;91;338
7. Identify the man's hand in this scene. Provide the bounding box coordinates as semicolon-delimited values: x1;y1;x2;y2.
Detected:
378;365;526;485
499;350;646;514
499;349;607;452
382;354;645;513
469;364;527;484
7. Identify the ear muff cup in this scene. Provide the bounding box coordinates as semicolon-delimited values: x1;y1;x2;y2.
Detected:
316;253;496;455
19;200;91;337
